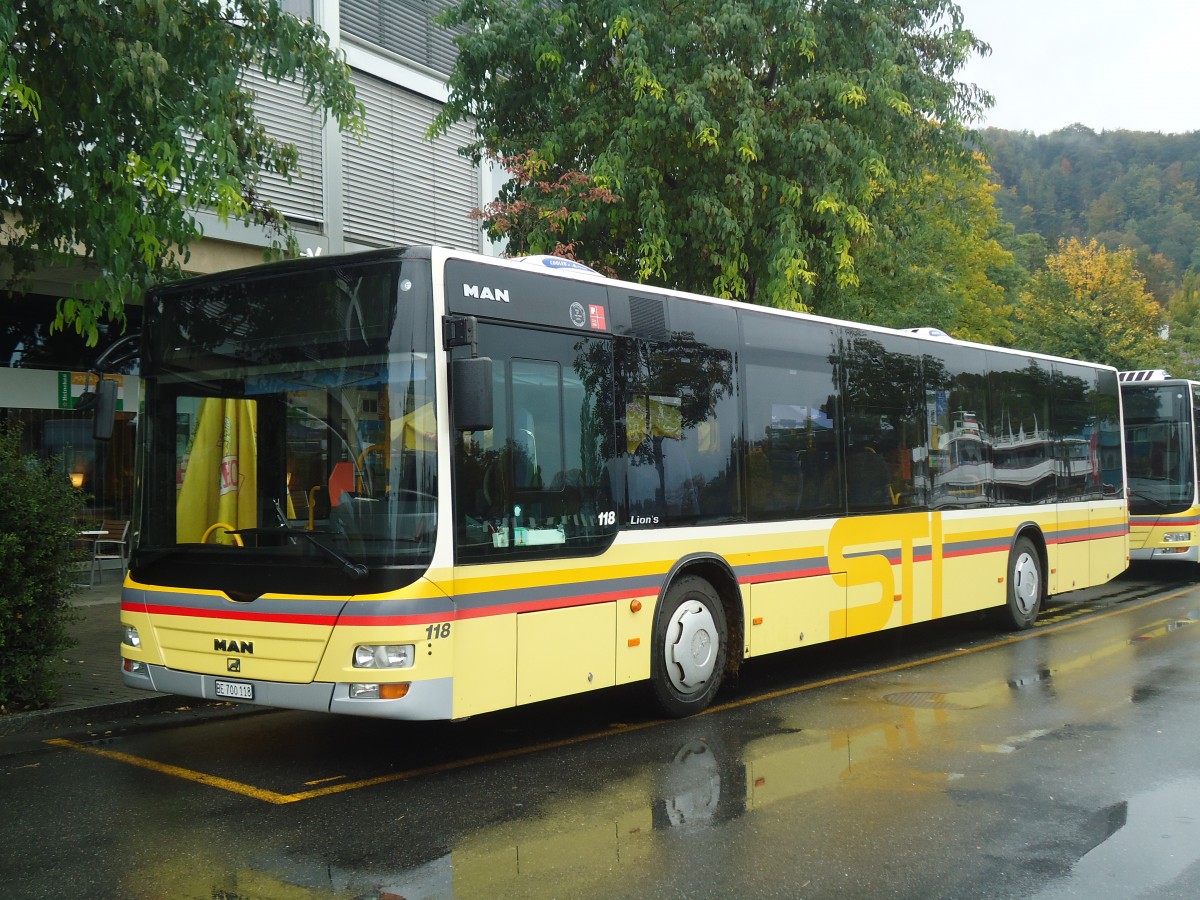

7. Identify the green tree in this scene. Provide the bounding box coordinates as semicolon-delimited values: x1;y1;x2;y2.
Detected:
434;0;990;314
980;126;1200;301
0;426;84;712
1167;268;1200;377
1014;237;1167;370
842;154;1017;344
1;0;363;344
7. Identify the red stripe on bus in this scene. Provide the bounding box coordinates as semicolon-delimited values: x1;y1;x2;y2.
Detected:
128;602;337;627
741;565;831;585
336;588;653;625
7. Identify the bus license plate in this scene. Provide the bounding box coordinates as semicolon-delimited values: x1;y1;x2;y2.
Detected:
215;680;254;700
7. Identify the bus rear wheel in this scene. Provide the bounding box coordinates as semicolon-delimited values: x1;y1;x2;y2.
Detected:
999;535;1043;630
650;575;728;718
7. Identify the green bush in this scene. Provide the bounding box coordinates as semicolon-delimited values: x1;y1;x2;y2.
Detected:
0;426;85;711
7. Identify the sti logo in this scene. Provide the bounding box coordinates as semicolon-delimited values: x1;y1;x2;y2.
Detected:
463;283;510;303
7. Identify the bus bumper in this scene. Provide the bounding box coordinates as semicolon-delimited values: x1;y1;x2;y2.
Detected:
1130;545;1200;563
123;663;454;720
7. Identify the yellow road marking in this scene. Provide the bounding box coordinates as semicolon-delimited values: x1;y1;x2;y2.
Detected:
303;775;348;786
45;717;667;805
46;587;1194;804
43;738;296;804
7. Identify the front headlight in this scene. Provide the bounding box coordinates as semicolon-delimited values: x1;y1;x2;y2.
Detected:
353;644;414;669
1162;532;1192;543
123;624;141;648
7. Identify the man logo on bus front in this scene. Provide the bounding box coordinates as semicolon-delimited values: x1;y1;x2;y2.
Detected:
463;283;510;303
227;659;241;672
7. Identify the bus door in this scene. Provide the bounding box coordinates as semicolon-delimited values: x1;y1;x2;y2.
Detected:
449;322;619;711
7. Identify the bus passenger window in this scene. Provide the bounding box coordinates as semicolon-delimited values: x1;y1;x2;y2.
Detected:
453;326;618;562
620;333;737;527
842;332;925;511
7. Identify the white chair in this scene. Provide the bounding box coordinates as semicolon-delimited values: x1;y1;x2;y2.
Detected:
91;519;129;584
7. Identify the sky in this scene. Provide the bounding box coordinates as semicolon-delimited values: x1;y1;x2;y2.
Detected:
952;0;1200;135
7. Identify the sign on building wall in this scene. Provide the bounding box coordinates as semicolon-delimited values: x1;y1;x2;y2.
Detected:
57;372;125;410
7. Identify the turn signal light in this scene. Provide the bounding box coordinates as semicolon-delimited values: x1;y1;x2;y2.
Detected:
348;682;411;700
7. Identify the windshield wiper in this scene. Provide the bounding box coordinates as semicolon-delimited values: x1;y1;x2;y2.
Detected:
1129;490;1170;510
228;527;369;579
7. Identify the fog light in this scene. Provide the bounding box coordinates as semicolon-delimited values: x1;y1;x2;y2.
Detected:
1162;532;1192;543
353;644;414;669
349;683;380;699
123;658;145;674
123;624;141;648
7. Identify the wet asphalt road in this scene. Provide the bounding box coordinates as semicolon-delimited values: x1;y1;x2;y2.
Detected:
3;564;1200;899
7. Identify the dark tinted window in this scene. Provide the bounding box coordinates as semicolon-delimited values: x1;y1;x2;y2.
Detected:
741;311;841;519
987;353;1054;505
924;343;991;508
842;330;926;512
618;316;738;527
1053;363;1102;501
1090;368;1124;498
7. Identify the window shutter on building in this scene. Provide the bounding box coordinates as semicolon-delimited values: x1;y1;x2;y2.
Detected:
243;67;324;226
343;70;480;251
341;0;462;76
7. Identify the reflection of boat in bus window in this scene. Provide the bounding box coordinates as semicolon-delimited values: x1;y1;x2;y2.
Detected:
991;427;1055;502
930;409;992;504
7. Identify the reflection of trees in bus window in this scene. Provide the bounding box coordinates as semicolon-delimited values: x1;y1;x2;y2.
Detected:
620;333;736;526
453;325;618;562
841;333;925;512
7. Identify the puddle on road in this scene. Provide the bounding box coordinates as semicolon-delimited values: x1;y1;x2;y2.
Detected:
1129;610;1200;644
107;597;1200;898
1028;776;1200;898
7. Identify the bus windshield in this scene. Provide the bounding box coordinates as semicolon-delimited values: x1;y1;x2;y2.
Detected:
133;251;437;597
1123;383;1196;515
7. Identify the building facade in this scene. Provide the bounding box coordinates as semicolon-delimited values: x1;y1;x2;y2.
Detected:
0;0;492;522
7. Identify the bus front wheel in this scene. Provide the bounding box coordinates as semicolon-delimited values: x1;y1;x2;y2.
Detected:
1000;536;1043;630
650;575;728;717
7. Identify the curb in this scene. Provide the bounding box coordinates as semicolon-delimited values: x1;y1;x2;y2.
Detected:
0;694;245;740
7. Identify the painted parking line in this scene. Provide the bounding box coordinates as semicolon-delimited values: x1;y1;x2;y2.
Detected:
46;587;1193;804
43;738;297;804
45;716;665;805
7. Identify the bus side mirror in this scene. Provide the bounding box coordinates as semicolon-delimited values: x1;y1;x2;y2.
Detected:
92;378;118;441
453;356;493;432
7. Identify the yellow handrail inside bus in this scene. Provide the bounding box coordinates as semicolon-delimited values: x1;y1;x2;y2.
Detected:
355;443;385;492
200;522;244;547
307;485;322;531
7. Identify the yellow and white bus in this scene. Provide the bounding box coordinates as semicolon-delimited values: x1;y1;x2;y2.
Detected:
1120;369;1200;563
119;246;1129;719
